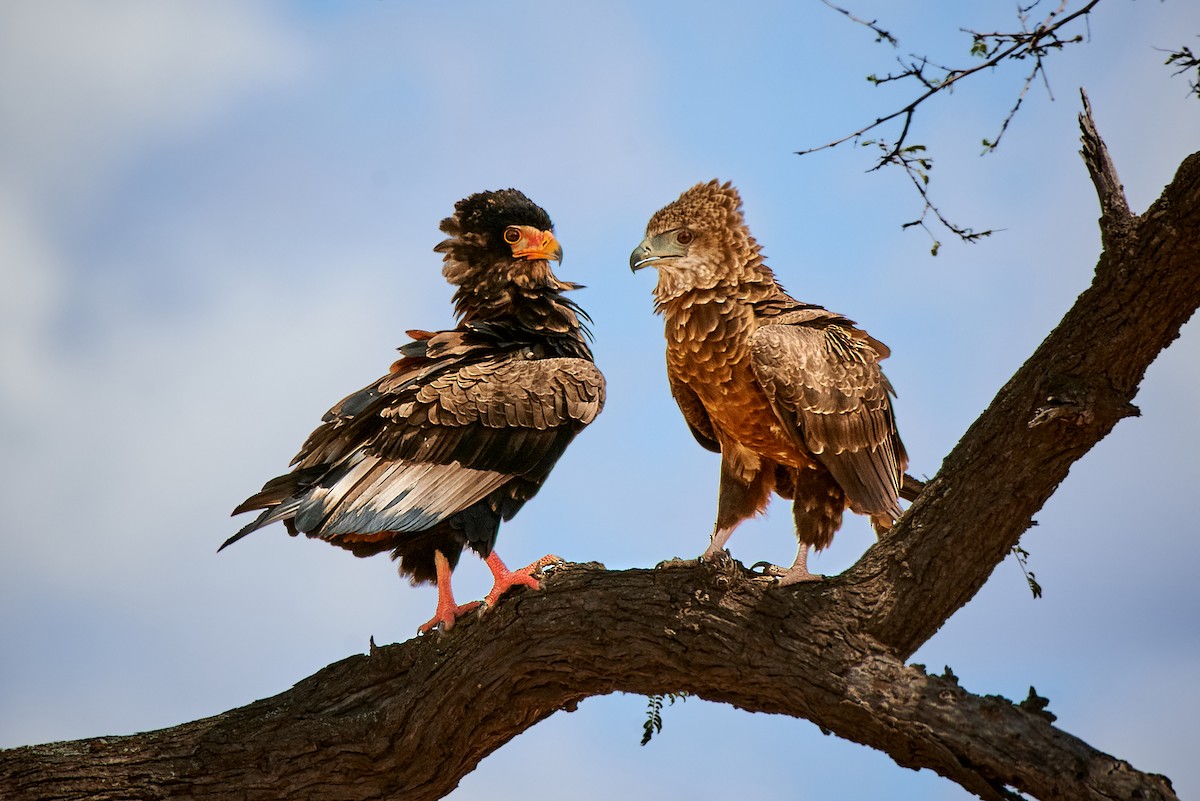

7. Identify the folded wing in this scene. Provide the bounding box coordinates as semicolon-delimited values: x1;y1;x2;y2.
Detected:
225;332;605;550
749;318;905;517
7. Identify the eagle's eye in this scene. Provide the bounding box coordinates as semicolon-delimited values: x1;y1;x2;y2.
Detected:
503;227;522;245
676;229;694;245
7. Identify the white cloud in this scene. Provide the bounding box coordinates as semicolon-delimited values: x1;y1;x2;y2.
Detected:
0;188;63;410
0;0;306;413
0;0;305;203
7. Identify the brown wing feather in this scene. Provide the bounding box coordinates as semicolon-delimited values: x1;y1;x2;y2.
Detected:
225;336;604;550
669;374;720;452
750;320;905;516
372;356;604;477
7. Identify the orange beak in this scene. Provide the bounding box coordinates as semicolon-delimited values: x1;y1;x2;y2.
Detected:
508;225;563;262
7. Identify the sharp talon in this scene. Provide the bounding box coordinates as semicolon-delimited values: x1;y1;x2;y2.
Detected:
479;551;558;609
419;550;482;634
417;600;482;634
522;553;564;579
482;572;540;608
531;553;564;571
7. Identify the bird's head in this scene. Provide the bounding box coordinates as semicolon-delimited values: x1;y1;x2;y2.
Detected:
436;189;577;320
630;180;766;304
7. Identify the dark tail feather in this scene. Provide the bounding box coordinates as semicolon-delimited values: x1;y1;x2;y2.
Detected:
900;473;926;502
219;508;276;552
225;467;325;551
231;473;304;516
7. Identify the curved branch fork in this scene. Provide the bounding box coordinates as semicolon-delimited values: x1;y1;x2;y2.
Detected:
0;561;1179;801
2;101;1197;801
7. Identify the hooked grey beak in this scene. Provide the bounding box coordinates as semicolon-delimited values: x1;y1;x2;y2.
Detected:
630;240;658;272
631;231;689;273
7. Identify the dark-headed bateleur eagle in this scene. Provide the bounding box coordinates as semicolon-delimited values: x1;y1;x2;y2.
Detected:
226;189;605;631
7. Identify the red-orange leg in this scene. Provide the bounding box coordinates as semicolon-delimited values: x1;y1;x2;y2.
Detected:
480;551;562;608
417;550;482;634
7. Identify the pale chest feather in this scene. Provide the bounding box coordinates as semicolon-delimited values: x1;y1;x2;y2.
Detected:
662;301;812;467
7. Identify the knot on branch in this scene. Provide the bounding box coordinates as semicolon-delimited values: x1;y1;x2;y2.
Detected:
1017;686;1057;723
1028;375;1140;430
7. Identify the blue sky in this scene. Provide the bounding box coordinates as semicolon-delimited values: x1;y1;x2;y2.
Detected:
1;1;1198;798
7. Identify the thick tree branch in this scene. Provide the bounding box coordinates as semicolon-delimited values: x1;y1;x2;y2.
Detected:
849;102;1200;656
2;105;1196;801
0;560;1179;801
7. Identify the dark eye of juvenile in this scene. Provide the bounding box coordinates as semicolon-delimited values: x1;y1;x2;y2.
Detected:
677;230;693;245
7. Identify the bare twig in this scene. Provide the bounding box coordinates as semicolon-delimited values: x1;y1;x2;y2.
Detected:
1011;545;1043;599
803;1;1102;248
819;0;898;47
1159;40;1200;99
864;137;997;256
798;1;1100;158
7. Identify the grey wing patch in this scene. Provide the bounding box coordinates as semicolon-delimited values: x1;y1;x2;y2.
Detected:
750;323;905;516
237;454;510;538
298;454;511;536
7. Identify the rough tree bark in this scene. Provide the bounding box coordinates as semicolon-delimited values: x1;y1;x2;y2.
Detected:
2;99;1196;801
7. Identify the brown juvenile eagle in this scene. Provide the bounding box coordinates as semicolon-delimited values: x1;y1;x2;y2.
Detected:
630;180;908;584
225;189;605;632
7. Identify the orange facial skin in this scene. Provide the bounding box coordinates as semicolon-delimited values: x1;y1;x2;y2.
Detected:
504;225;563;262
